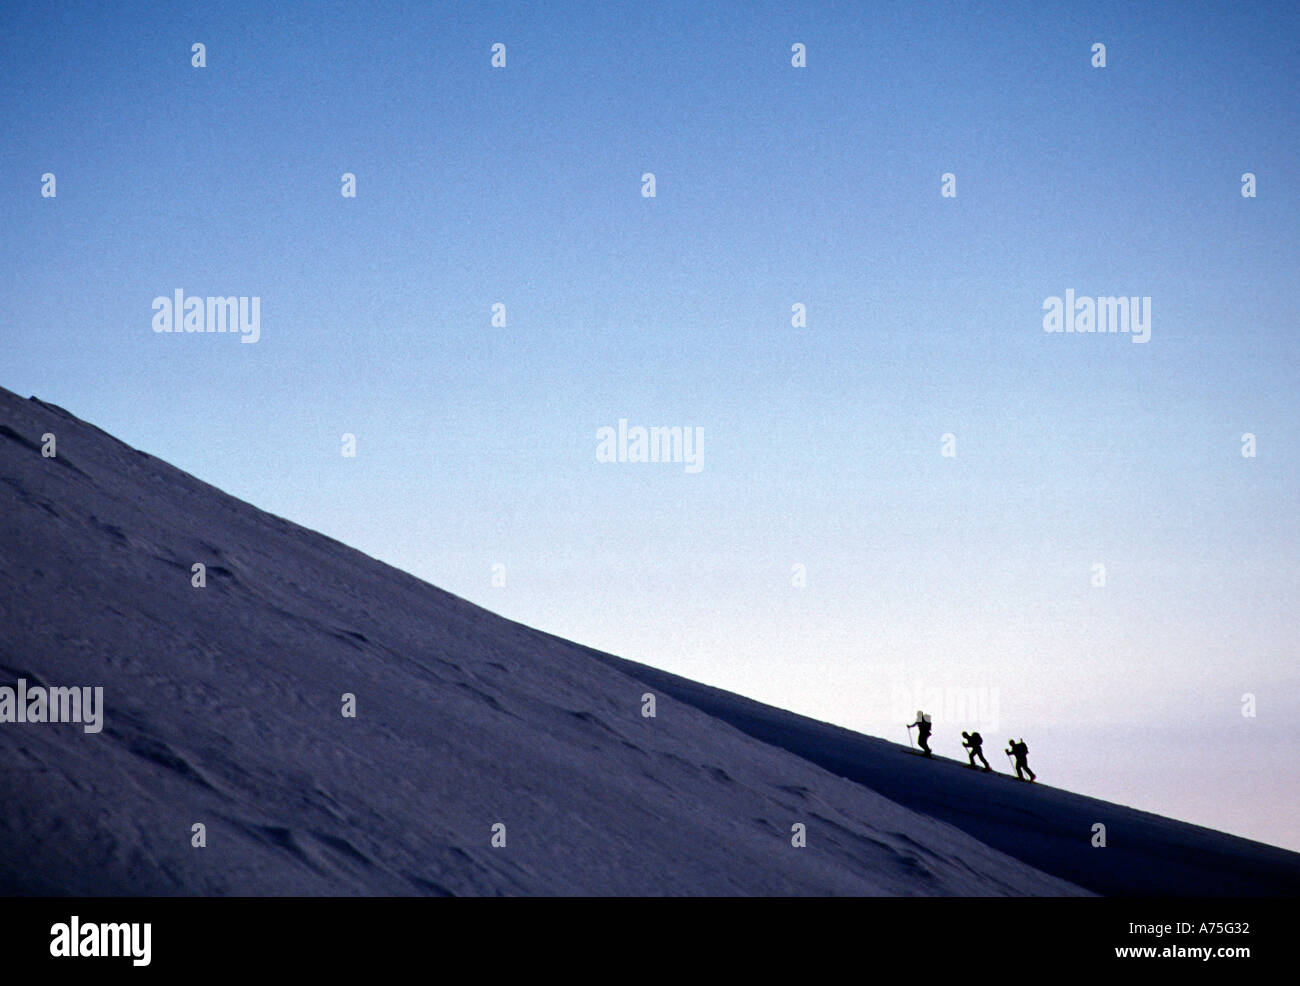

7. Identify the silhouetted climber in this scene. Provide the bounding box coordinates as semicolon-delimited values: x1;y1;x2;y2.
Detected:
1006;737;1035;782
907;711;932;757
962;730;991;771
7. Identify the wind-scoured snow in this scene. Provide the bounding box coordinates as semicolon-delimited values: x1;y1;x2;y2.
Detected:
0;386;1112;894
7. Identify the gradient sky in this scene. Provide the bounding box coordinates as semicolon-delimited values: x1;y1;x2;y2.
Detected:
2;1;1297;852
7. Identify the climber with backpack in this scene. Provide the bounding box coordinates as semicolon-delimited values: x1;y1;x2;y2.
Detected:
1005;737;1035;782
907;711;933;757
961;730;991;771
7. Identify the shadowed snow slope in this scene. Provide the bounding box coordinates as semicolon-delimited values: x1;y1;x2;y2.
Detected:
0;387;1265;895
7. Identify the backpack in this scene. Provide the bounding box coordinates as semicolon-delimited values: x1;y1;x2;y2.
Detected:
968;732;982;746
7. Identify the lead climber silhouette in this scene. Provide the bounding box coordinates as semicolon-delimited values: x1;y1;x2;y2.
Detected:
1006;737;1035;782
907;711;932;757
961;730;991;771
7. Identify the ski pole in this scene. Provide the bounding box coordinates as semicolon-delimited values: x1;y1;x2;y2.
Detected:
1005;750;1015;774
906;724;915;750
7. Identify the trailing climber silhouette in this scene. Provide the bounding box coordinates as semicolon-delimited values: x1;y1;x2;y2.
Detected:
961;730;991;771
908;711;933;757
1006;737;1035;782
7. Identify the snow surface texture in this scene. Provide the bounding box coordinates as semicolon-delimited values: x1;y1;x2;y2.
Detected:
0;386;1286;895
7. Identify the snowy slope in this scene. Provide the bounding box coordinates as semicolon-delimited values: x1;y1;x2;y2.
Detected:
1;386;1084;895
587;658;1300;896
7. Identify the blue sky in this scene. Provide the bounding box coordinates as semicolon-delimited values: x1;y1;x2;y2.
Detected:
2;0;1297;851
